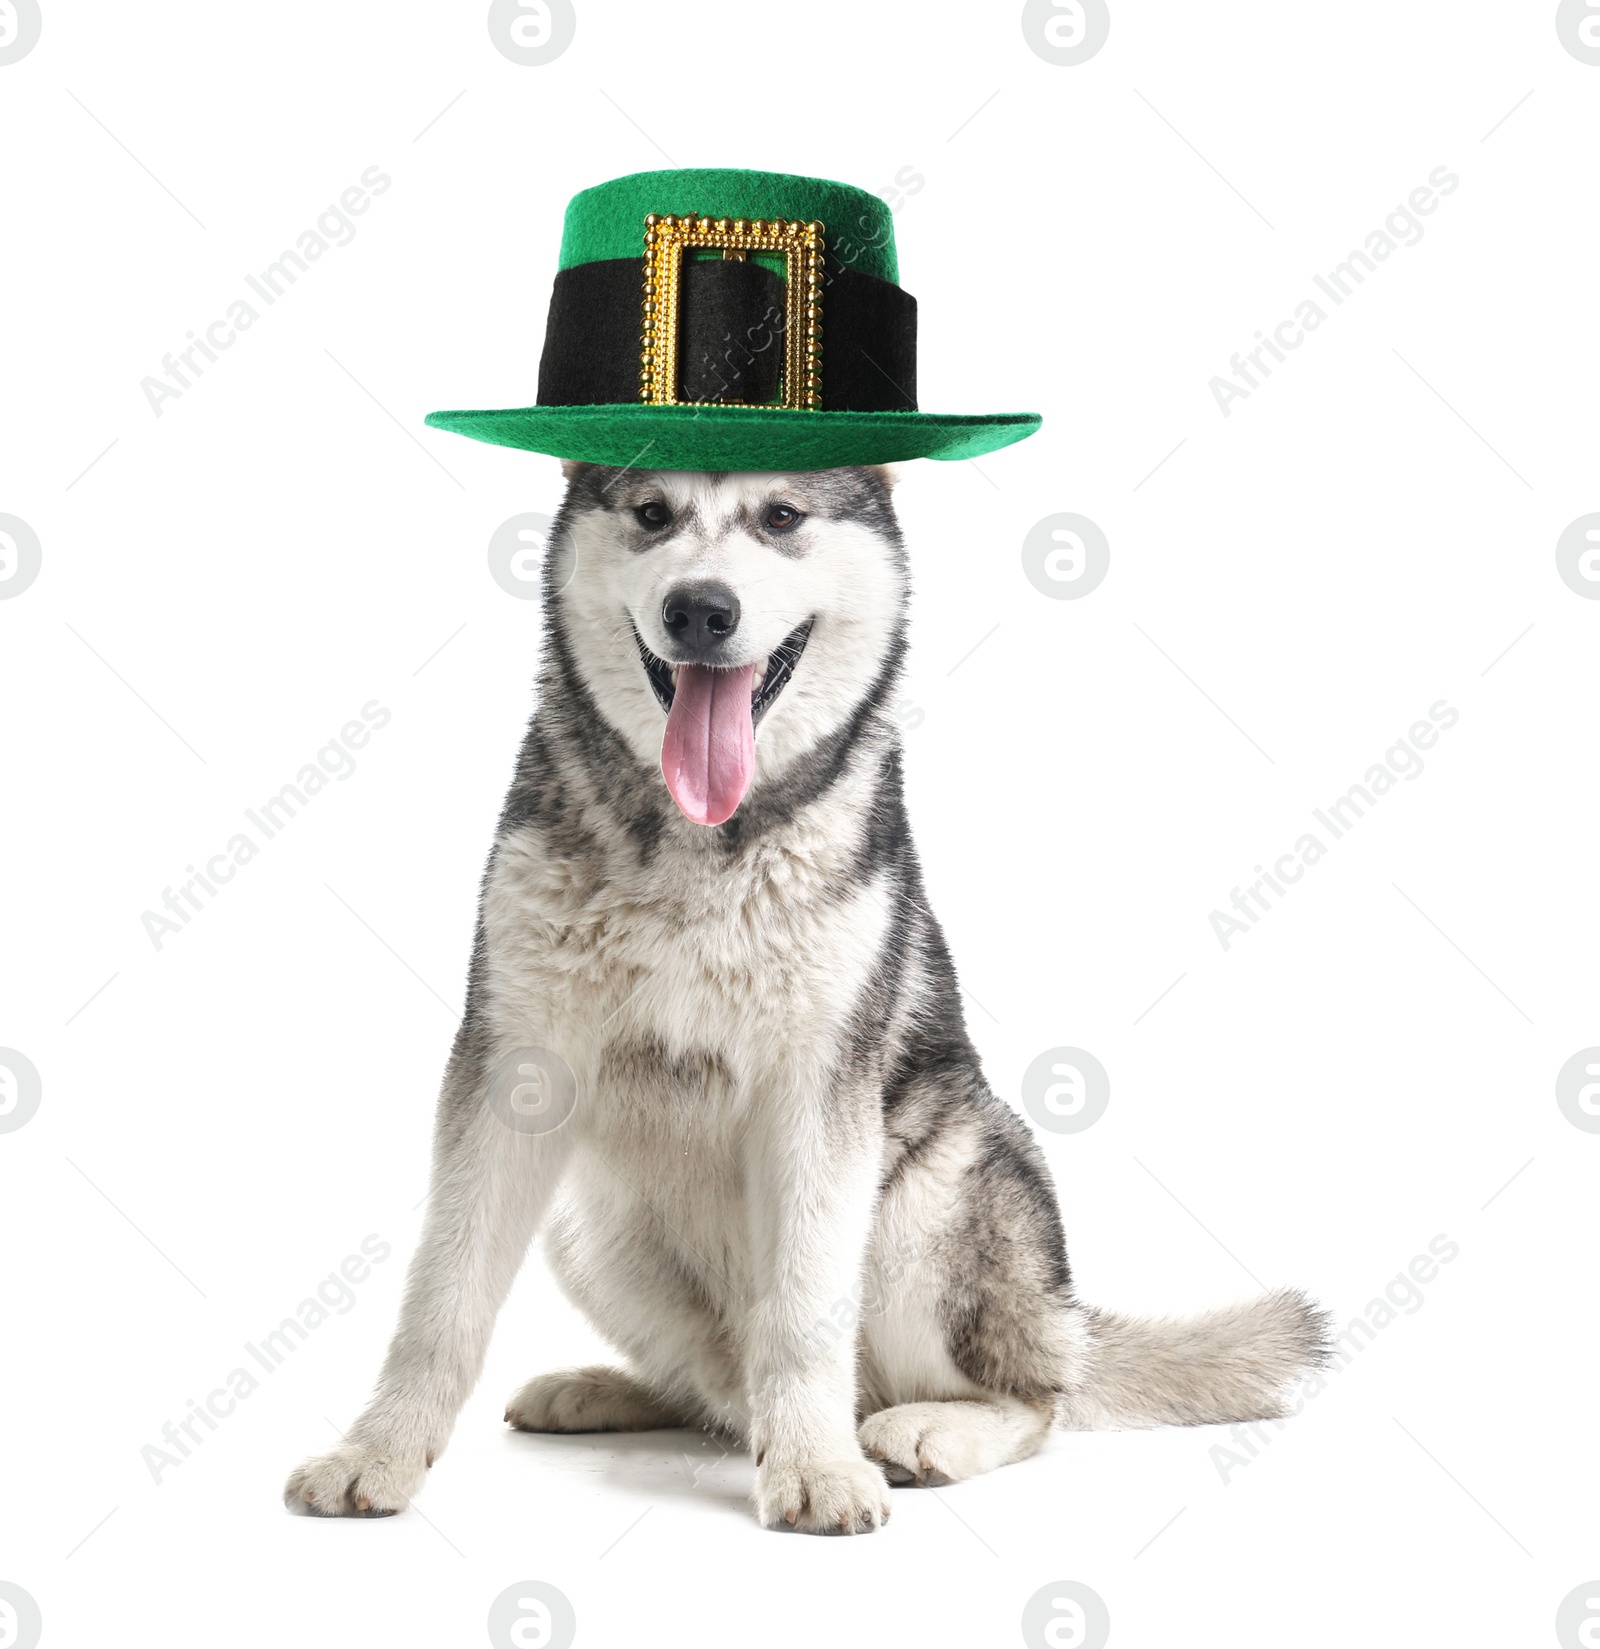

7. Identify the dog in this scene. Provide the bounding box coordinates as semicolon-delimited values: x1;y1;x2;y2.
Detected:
285;463;1328;1533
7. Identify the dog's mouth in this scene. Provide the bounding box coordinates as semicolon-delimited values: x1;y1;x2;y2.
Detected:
633;619;813;828
634;619;813;723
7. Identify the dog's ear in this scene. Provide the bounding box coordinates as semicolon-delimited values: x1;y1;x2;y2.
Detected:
559;459;588;481
866;463;902;491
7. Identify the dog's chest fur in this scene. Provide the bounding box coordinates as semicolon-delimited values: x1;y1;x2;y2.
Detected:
481;796;890;1136
476;795;895;1311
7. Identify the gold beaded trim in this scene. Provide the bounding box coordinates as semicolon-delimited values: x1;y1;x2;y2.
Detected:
639;214;825;409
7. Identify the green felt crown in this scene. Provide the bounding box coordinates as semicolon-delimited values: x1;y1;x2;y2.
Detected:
557;169;901;284
425;167;1041;472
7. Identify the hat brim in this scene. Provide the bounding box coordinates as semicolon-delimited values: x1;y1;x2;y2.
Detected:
423;404;1041;471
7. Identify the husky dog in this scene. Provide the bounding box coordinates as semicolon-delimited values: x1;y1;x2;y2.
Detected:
285;464;1327;1534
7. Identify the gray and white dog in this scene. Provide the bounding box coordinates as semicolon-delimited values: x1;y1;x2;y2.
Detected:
285;464;1328;1534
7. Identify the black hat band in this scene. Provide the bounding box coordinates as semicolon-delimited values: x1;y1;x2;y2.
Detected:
536;255;918;413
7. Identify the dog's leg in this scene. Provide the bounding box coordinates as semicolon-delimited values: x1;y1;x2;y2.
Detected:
858;1397;1055;1485
744;1075;892;1535
284;1043;572;1516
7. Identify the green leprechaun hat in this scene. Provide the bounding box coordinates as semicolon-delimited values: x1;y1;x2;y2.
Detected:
424;168;1042;471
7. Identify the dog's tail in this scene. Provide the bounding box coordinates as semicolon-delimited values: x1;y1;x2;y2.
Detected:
1058;1286;1332;1429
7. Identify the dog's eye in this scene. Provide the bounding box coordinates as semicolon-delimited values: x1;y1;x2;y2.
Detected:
634;502;672;529
764;504;803;531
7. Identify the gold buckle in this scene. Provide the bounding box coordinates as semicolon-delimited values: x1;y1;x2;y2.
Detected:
639;214;825;409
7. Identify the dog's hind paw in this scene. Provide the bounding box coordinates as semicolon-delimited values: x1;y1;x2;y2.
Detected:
859;1397;1053;1486
505;1366;689;1433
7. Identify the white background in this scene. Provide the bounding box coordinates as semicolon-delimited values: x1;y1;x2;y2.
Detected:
2;3;1597;1646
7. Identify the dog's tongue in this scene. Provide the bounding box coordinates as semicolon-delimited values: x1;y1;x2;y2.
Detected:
661;663;757;826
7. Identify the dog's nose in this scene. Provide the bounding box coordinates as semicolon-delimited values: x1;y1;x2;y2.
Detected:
661;583;741;659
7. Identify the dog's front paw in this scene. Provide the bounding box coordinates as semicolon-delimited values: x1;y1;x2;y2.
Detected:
754;1453;892;1535
283;1442;427;1517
